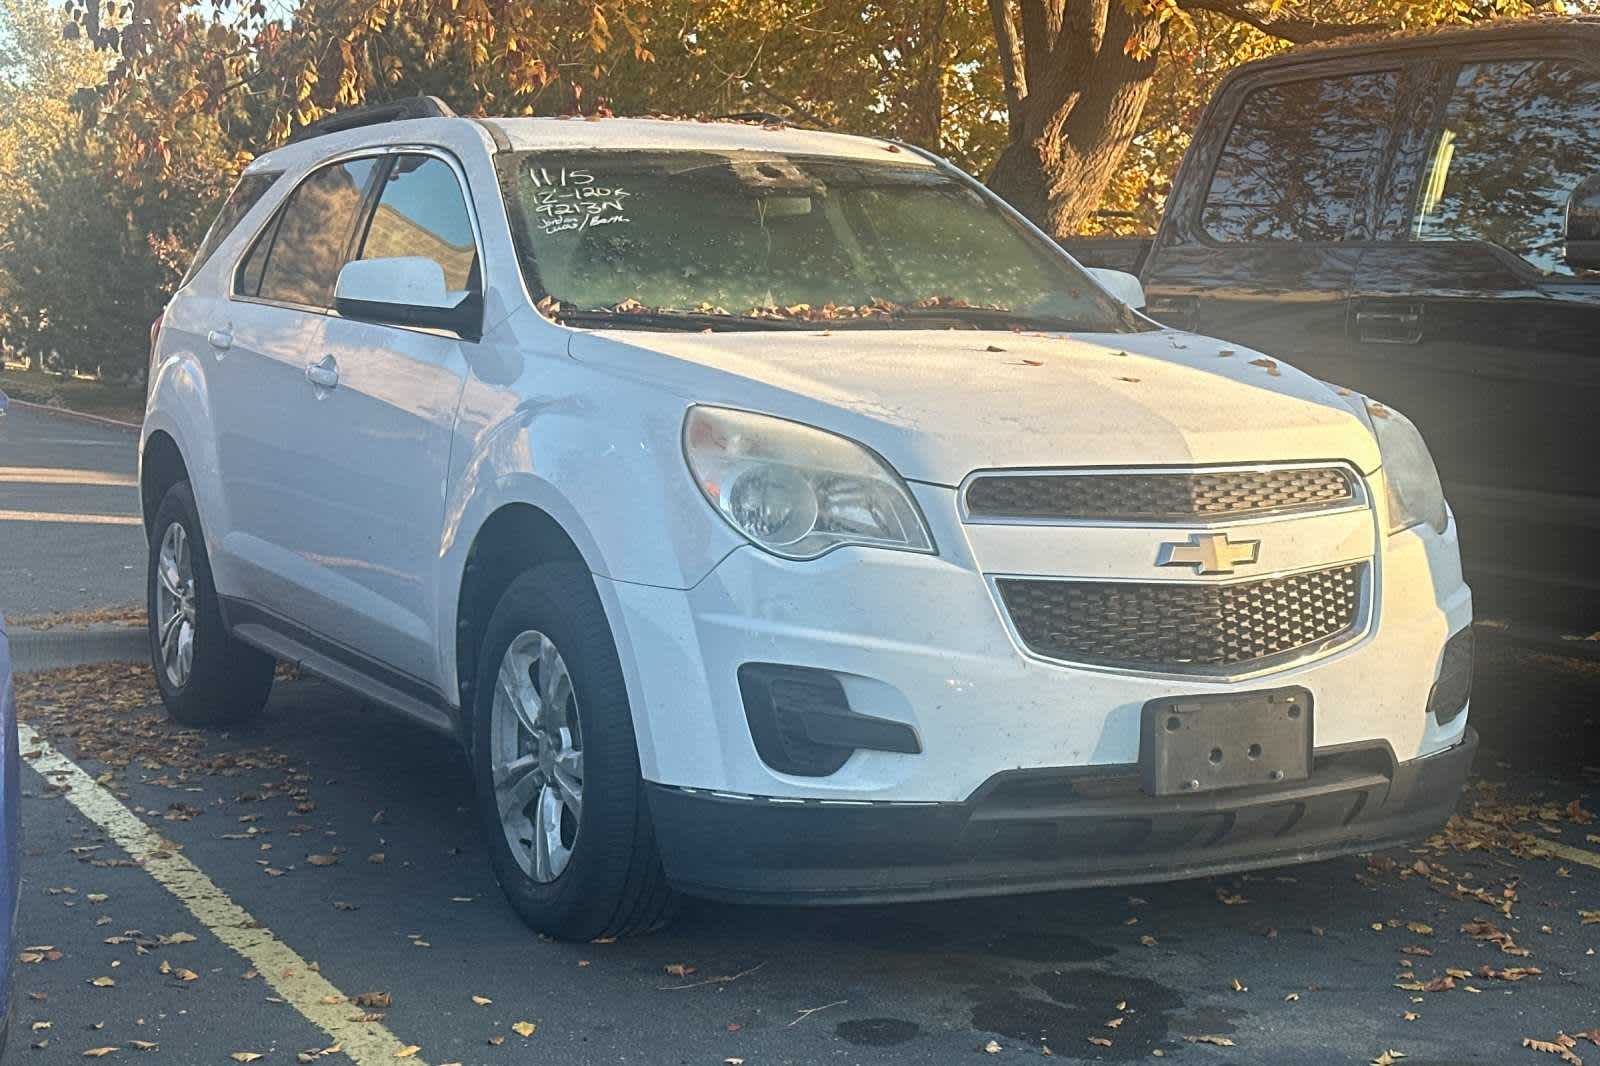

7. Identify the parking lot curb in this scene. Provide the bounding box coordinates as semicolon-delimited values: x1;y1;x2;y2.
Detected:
8;623;146;673
6;396;141;433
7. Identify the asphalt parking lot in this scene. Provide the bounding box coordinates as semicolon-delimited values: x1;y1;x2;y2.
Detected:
8;648;1598;1066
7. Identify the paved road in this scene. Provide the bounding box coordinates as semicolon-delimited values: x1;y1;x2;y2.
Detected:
10;650;1599;1066
0;404;145;618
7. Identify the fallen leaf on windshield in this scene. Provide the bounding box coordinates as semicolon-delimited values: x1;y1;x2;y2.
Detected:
512;1021;536;1038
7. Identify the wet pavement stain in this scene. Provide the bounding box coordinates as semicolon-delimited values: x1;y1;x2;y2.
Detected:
835;1018;922;1046
971;969;1199;1060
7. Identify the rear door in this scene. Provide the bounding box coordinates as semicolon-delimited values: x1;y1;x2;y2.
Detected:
1142;61;1412;387
212;154;383;616
1348;40;1600;615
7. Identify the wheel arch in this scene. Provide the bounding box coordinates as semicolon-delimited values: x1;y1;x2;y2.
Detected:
140;429;190;540
454;502;589;721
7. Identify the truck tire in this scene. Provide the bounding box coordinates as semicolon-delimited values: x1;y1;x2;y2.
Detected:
471;562;675;940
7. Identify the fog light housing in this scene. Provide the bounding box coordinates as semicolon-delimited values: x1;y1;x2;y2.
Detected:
1427;628;1474;725
737;663;920;777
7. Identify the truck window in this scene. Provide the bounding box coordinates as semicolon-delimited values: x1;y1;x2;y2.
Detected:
1412;59;1600;279
1201;70;1399;243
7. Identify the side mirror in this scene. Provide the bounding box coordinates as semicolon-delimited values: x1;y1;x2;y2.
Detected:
1086;267;1146;311
1566;173;1600;273
334;257;481;339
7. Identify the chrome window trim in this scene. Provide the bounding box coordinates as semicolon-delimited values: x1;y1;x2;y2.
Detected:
226;144;489;340
985;557;1376;683
958;460;1371;528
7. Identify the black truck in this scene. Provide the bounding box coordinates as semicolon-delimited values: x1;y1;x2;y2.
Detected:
1061;18;1600;626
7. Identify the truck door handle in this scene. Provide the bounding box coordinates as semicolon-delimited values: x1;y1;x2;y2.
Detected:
206;329;233;350
1354;303;1424;344
305;355;339;390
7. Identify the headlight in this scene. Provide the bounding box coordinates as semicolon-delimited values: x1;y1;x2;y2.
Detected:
683;406;935;560
1369;401;1448;535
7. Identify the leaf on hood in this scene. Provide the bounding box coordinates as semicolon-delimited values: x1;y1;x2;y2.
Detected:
1248;357;1281;376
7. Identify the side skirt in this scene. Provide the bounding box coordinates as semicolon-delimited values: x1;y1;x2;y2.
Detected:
220;597;461;741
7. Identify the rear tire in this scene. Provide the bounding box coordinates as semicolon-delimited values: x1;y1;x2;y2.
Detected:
147;482;274;727
471;562;676;940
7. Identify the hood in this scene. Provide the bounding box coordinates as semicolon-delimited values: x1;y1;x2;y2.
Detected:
567;326;1381;486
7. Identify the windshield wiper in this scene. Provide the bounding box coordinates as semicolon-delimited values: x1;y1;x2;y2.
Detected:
552;308;814;332
876;306;1104;332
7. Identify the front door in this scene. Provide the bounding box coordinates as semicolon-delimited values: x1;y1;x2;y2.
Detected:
305;152;479;684
1347;46;1600;620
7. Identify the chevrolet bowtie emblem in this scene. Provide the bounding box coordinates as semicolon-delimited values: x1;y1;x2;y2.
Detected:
1156;532;1261;575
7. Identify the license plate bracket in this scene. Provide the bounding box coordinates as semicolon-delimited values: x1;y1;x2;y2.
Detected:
1140;687;1313;797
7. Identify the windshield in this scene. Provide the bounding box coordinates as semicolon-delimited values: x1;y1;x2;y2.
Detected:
496;149;1143;332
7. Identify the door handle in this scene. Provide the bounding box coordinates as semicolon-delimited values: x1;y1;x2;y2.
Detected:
206;329;233;350
1354;302;1424;345
305;355;339;390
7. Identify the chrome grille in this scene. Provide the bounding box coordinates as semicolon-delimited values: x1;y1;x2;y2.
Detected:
965;466;1358;522
997;563;1366;673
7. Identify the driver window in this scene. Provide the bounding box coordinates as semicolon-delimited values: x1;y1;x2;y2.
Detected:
1413;58;1600;278
357;154;479;293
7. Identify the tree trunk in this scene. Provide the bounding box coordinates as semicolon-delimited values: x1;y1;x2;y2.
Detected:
985;0;1161;237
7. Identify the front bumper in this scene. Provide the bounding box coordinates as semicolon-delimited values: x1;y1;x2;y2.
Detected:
647;727;1477;904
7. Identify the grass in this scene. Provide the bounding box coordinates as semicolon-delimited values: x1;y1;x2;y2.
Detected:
0;363;145;425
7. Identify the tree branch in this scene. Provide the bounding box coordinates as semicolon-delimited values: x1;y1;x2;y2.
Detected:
986;0;1027;136
1176;0;1391;43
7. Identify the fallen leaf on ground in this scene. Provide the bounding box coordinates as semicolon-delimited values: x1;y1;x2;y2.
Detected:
353;991;392;1009
1523;1037;1582;1065
1185;1035;1235;1047
512;1022;536;1038
983;1039;1001;1054
1088;1036;1112;1047
83;1049;118;1059
307;854;339;867
471;995;491;1006
394;1047;420;1059
1371;1052;1406;1066
88;976;114;988
663;963;696;978
232;1055;263;1063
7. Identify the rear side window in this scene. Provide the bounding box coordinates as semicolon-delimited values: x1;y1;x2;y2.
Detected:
182;172;279;287
357;155;479;292
237;157;380;307
1201;70;1400;243
1412;59;1600;279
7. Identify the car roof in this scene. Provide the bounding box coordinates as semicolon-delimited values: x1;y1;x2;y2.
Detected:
244;115;933;177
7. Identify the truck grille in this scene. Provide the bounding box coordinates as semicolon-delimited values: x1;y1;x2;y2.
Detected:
996;563;1366;673
965;466;1357;522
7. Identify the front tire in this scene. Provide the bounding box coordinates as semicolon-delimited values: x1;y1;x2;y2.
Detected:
147;481;274;727
471;562;675;940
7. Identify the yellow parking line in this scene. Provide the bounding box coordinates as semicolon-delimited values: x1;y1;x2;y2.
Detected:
1527;837;1600;872
0;467;138;487
17;722;431;1065
0;509;140;525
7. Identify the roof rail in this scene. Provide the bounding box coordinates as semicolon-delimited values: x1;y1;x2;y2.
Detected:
712;111;796;127
288;96;457;144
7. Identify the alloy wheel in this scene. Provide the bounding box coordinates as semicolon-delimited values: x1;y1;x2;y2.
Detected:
490;630;585;882
154;521;197;688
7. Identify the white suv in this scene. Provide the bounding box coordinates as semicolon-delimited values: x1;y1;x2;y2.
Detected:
142;97;1477;940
